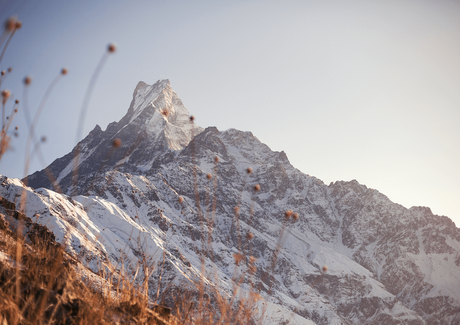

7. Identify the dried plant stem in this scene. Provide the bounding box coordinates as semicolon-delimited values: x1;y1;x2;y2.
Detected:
20;73;63;211
0;28;17;66
72;51;111;196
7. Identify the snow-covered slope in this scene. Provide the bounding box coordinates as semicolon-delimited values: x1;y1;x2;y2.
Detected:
14;80;460;324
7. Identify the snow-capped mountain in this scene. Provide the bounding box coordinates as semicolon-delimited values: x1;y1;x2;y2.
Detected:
11;80;460;324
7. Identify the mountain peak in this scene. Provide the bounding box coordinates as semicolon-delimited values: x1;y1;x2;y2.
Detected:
25;79;202;191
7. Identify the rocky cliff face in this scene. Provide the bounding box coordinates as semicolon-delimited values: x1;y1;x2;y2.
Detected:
11;80;460;324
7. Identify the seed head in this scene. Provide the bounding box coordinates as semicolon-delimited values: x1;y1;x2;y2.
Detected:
112;138;121;148
61;67;68;75
15;99;19;104
322;265;328;273
247;232;254;240
1;71;4;76
14;109;17;113
4;17;17;32
206;173;212;180
234;206;240;213
246;167;253;174
233;253;243;266
15;21;22;29
189;115;195;122
214;156;219;163
107;43;117;53
1;90;11;104
254;184;260;192
15;126;18;130
285;209;293;219
24;76;32;85
293;212;299;220
178;196;184;204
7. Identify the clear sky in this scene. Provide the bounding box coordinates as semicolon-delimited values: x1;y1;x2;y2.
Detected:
0;0;459;226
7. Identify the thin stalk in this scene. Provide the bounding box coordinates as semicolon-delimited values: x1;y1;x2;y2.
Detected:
72;50;111;196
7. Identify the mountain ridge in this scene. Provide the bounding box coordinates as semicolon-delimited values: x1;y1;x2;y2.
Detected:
14;80;460;324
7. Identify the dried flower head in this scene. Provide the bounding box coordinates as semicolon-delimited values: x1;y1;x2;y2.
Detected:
189;115;195;122
4;17;17;32
14;126;18;130
160;108;169;117
293;212;299;220
322;265;328;273
112;138;121;148
61;68;68;75
14;99;19;104
285;209;293;219
214;156;219;163
1;71;4;76
234;206;240;213
107;43;117;53
24;76;32;85
14;109;17;113
246;167;253;174
178;196;184;204
206;173;212;180
233;253;244;266
15;21;22;29
1;90;10;105
246;232;254;240
254;184;260;192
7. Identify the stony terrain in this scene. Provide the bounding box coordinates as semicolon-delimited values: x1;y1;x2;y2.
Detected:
11;79;460;324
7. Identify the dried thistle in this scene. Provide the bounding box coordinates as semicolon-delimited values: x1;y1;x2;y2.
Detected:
178;196;184;204
254;184;260;192
4;17;17;32
107;43;117;53
24;76;32;85
160;108;169;117
112;138;121;148
285;209;293;219
233;253;244;266
246;167;253;174
61;68;68;75
206;173;212;180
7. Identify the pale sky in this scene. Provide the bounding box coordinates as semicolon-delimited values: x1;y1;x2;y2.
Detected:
1;0;459;226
